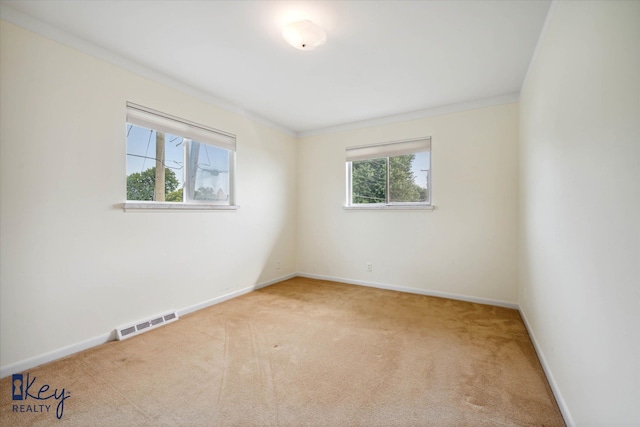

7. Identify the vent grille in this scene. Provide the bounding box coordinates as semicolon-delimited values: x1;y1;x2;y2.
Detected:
136;321;150;331
116;310;179;341
121;326;136;337
150;317;164;326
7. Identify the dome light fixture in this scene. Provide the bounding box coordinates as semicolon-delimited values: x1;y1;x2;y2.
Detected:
282;20;327;51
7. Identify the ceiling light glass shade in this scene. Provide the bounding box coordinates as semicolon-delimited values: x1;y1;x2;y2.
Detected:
282;20;327;51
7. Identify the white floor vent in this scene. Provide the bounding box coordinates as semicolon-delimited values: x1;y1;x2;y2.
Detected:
115;311;179;341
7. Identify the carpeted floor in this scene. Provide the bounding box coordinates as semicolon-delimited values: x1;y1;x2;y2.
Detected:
0;277;565;426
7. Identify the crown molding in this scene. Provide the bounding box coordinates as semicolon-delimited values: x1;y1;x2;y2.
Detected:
297;93;519;138
521;0;558;93
1;5;521;141
0;5;296;137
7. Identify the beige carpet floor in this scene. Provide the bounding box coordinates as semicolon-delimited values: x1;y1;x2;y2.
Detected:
0;277;565;426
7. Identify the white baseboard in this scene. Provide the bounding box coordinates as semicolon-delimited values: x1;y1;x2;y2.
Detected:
0;273;296;379
518;308;574;427
0;269;570;427
298;272;571;425
177;273;297;317
296;272;519;309
0;331;115;379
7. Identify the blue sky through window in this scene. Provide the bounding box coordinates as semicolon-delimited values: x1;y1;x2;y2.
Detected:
411;151;430;189
126;124;185;187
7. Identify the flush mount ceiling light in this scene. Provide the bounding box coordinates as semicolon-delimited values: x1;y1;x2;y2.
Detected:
282;20;327;51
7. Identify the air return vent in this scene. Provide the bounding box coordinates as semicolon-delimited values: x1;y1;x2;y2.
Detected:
116;310;179;340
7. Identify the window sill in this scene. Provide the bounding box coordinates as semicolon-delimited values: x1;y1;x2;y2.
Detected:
344;204;435;211
121;202;239;211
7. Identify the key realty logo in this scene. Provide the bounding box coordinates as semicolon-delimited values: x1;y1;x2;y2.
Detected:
11;373;71;420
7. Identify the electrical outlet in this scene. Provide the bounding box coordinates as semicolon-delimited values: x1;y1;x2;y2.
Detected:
276;260;281;270
366;262;372;272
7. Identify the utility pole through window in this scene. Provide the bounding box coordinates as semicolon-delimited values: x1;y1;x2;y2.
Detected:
155;132;165;201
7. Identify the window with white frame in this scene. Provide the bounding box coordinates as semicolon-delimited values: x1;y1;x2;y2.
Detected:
125;102;236;207
346;138;431;207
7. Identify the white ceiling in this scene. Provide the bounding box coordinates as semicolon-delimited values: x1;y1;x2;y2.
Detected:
1;0;551;135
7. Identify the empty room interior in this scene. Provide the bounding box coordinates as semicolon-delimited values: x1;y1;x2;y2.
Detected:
0;1;638;426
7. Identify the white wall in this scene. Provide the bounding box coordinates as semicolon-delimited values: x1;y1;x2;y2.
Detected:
519;1;640;425
0;21;297;370
5;5;638;423
297;104;519;305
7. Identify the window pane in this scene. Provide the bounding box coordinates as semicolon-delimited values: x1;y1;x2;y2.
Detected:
389;152;429;203
352;158;386;204
188;141;230;202
126;124;183;201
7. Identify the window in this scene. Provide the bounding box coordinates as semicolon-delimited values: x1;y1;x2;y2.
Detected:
124;102;236;209
346;138;431;208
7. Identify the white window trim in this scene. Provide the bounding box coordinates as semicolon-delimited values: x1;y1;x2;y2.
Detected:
345;137;433;209
122;201;239;211
124;102;238;210
343;204;435;211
